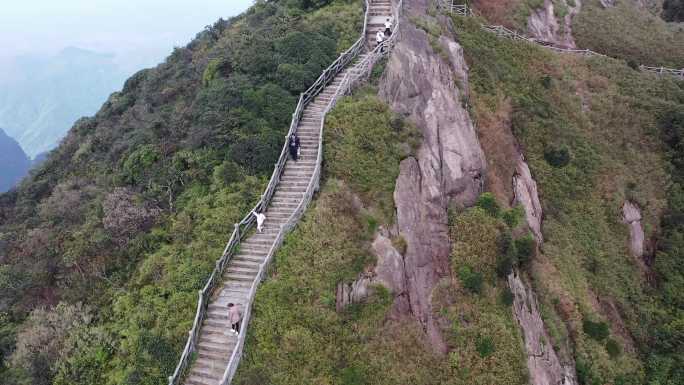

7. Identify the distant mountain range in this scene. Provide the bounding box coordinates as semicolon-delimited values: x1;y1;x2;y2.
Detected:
0;127;30;192
0;47;129;157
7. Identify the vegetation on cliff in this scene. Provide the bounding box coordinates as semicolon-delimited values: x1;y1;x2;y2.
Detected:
454;12;684;385
0;1;362;384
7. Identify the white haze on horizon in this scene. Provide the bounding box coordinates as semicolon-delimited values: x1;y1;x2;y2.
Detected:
0;0;254;78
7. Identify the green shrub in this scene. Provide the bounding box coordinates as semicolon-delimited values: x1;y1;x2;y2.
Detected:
576;357;601;385
606;338;621;358
340;366;366;385
500;287;515;306
496;230;521;277
583;319;610;341
663;0;684;22
543;145;571;168
458;265;484;294
475;335;495;358
502;205;524;228
514;233;536;265
475;192;501;217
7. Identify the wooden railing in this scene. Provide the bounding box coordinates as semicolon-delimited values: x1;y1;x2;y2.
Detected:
435;0;472;16
640;65;684;79
441;3;683;79
165;0;409;384
341;0;403;95
220;1;403;383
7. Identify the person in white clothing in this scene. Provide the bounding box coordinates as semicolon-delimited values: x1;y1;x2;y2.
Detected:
384;18;393;37
376;30;385;45
253;210;266;233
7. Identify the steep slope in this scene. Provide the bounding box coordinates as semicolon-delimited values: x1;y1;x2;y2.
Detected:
0;128;30;193
0;1;364;384
379;0;486;353
454;11;684;385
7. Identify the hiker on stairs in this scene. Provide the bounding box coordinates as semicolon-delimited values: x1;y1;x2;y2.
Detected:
288;133;300;162
252;210;266;233
384;17;393;37
376;30;386;51
227;303;242;335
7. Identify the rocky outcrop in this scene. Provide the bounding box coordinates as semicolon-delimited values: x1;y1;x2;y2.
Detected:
336;232;408;313
527;0;581;48
511;154;577;384
336;274;375;312
377;0;486;354
513;155;544;242
508;272;577;385
621;201;644;258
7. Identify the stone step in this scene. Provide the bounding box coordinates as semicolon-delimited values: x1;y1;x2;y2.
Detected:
197;340;233;355
238;234;276;244
197;348;229;361
212;297;248;309
223;272;257;282
238;239;272;248
277;187;308;195
263;213;293;220
215;286;251;299
239;244;270;253
195;358;228;379
269;201;301;208
225;265;259;275
204;316;231;328
186;373;221;385
206;306;230;318
199;331;233;345
294;134;319;139
232;255;266;264
281;174;313;180
278;183;310;190
228;259;261;269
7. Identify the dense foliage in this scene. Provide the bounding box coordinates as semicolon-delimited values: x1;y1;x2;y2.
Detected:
437;201;530;385
0;1;363;384
663;0;684;22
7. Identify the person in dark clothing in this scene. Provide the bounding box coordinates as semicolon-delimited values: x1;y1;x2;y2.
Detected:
289;134;300;162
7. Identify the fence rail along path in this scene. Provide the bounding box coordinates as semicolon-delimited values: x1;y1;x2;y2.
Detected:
441;2;683;79
168;1;403;385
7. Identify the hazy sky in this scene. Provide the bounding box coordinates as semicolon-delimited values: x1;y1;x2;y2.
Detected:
0;0;253;70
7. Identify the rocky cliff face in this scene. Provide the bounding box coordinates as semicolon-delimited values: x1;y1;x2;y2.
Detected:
513;155;544;242
377;0;486;353
622;201;644;258
527;0;581;48
511;154;578;385
508;272;577;385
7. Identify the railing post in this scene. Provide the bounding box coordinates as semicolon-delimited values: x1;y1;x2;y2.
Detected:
234;223;240;241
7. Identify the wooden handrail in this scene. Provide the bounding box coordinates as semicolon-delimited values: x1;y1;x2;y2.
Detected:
439;2;682;79
167;1;381;384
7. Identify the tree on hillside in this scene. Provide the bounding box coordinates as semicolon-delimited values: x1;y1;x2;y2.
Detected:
663;0;684;22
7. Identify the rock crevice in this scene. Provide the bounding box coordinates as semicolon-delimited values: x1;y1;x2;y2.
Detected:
621;200;644;258
375;1;487;353
527;0;582;48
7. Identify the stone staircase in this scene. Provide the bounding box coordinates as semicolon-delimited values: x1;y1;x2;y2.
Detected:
367;0;394;49
183;57;368;385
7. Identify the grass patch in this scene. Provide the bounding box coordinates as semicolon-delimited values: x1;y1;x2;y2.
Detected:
452;13;684;384
573;1;684;67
